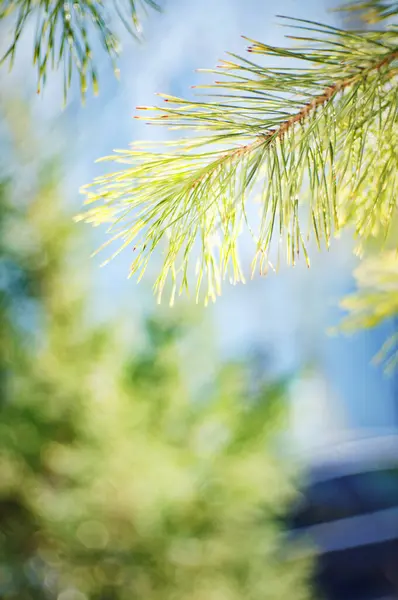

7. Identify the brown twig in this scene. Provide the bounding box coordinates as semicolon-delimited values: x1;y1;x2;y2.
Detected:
271;48;398;140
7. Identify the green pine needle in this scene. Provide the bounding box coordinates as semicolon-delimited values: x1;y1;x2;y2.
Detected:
0;1;160;102
79;13;398;305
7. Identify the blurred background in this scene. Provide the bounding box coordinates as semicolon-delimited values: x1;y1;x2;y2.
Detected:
0;1;397;599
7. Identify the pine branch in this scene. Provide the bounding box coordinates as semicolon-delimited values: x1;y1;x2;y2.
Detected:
240;44;398;141
0;1;160;102
79;14;398;304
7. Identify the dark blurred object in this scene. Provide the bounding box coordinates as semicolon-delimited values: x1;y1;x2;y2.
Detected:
285;434;398;600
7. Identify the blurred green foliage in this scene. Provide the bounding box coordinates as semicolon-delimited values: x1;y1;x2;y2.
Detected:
339;251;398;372
0;111;311;599
336;0;398;24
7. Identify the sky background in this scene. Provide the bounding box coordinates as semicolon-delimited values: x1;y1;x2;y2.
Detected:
1;0;397;456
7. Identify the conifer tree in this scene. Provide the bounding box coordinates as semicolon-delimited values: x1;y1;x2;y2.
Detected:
0;104;312;600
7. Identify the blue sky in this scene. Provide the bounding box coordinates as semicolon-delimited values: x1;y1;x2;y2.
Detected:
2;0;397;446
